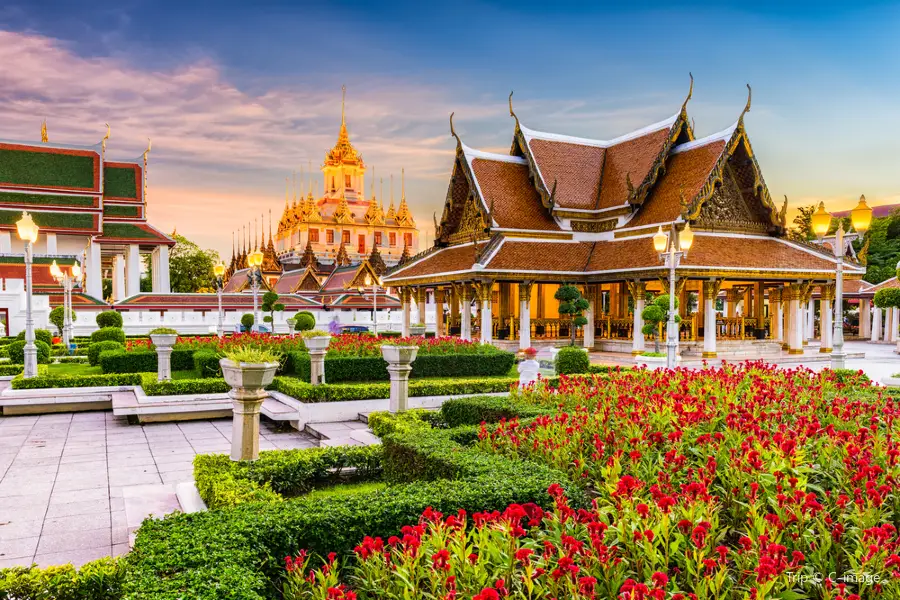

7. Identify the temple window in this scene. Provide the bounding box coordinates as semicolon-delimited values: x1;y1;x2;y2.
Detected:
331;176;336;192
309;229;319;243
389;232;396;247
358;234;365;254
345;174;352;188
403;232;413;247
342;230;350;244
374;231;382;246
326;229;334;244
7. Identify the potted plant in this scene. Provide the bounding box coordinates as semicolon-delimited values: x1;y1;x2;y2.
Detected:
518;347;540;386
380;338;420;413
149;327;179;381
302;329;332;385
220;345;283;461
636;351;673;369
149;326;178;348
409;322;426;336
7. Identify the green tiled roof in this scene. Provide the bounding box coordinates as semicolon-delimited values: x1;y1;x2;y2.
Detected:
103;204;140;218
103;166;138;199
0;209;95;230
0;148;95;189
0;255;79;266
102;223;163;240
0;191;97;209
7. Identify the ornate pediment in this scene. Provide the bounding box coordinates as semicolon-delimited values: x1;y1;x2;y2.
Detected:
447;193;490;245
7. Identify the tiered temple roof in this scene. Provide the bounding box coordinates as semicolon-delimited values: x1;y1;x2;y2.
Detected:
385;82;862;286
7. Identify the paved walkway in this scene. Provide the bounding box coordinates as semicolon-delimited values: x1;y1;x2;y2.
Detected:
0;413;316;569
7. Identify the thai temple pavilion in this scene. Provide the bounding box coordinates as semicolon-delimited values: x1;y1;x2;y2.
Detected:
272;87;419;268
0;124;173;303
382;82;866;357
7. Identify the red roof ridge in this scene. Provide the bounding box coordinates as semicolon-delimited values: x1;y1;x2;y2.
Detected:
461;143;527;165
671;123;738;155
519;112;679;149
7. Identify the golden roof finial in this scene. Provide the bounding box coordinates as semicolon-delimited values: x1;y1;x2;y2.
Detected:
681;73;694;112
101;123;110;154
40;119;48;143
739;84;752;123
508;91;520;131
380;178;384;211
401;167;406;201
341;84;346;127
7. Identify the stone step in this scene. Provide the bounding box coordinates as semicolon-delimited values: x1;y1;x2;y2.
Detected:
122;483;181;547
350;429;382;446
304;420;370;441
320;437;364;447
260;397;297;421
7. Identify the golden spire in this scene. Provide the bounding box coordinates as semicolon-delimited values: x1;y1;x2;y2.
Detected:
40;120;48;143
341;84;346;127
324;85;363;168
333;191;354;224
396;168;414;227
285;177;290;208
380;178;384;211
401;167;406;201
370;165;376;199
386;174;397;221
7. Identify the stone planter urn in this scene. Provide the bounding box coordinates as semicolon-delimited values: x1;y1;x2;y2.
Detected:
286;318;296;337
409;324;426;336
517;352;540;387
381;345;419;413
304;335;331;385
637;354;680;370
150;333;178;382
220;358;279;461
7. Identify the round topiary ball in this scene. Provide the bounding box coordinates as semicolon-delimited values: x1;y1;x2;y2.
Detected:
16;328;53;346
8;339;51;364
294;311;316;332
555;346;590;375
91;327;126;345
96;310;123;329
88;340;124;366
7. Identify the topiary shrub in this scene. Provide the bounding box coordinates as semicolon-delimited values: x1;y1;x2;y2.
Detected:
241;313;254;331
91;327;126;345
96;310;123;328
555;346;590;375
49;306;76;336
294;311;316;332
88;340;124;366
16;328;53;346
7;340;51;365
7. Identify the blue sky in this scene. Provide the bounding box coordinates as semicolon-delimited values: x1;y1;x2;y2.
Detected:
1;0;898;255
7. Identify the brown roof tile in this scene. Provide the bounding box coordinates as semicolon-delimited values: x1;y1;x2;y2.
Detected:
596;127;672;210
627;140;726;229
487;241;593;272
527;140;605;210
470;158;560;231
388;245;478;280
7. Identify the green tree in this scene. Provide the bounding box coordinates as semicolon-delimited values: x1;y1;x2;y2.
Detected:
294;311;316;332
241;313;255;331
789;205;817;242
261;291;285;330
143;234;220;293
49;306;76;336
554;284;590;346
641;294;681;353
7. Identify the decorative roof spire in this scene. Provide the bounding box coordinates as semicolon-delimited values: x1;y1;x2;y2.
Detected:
333;192;354;224
341;84;346;127
335;240;351;266
368;244;387;275
41;119;48;143
386;174;396;221
299;239;321;271
399;238;411;264
325;85;364;168
307;189;322;222
396;169;414;227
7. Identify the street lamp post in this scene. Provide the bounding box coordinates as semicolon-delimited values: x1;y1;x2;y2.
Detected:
50;260;82;350
247;247;264;332
653;222;693;369
364;273;381;336
16;212;40;378
213;262;226;338
811;196;872;370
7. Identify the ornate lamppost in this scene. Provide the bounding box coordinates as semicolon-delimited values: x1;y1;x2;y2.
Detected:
361;273;381;335
811;196;872;369
247;247;264;332
50;260;82;350
213;261;226;338
652;222;693;369
16;212;40;377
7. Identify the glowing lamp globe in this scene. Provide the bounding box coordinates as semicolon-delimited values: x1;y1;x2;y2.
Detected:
16;211;39;244
652;226;668;253
50;260;62;279
213;262;226;278
71;262;82;280
679;222;694;252
248;248;264;268
850;194;873;234
364;274;372;287
811;202;831;239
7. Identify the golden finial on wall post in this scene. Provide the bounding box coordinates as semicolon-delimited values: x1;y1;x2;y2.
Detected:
101;123;110;155
40;119;48;143
143;138;151;207
739;84;752;124
681;73;694;112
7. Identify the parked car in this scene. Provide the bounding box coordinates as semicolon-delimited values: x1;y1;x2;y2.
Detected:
238;324;270;333
338;324;370;334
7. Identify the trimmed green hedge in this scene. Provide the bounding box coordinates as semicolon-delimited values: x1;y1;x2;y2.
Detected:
193;350;221;378
123;417;580;599
7;340;50;365
99;349;194;374
271;375;515;403
0;557;123;600
139;374;230;396
194;445;383;509
440;395;553;428
88;341;123;366
11;372;142;390
285;351;515;383
0;364;23;376
555;345;590;374
91;326;125;344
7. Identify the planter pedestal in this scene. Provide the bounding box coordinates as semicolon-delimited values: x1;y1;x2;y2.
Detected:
381;345;419;413
220;359;279;461
517;358;539;386
151;334;178;382
304;336;331;385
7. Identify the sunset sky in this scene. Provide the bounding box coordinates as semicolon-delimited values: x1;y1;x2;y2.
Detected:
1;1;899;258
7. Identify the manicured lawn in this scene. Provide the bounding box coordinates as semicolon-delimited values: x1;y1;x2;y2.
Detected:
47;363;200;380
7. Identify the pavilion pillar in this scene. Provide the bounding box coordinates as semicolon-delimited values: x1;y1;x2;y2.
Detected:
401;288;411;337
891;308;899;342
152;245;171;293
478;281;493;345
416;287;427;329
788;283;804;354
872;307;882;342
725;289;737;318
460;284;472;341
450;285;460;334
583;284;595;349
519;282;533;350
860;299;871;338
126;244;141;298
806;297;816;343
703;279;723;358
819;284;835;353
628;280;646;355
767;288;782;341
112;255;126;303
85;239;102;300
435;289;446;337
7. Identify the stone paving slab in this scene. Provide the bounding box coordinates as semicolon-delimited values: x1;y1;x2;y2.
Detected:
0;411;316;568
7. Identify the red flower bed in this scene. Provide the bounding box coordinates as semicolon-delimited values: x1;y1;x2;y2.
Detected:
283;363;900;598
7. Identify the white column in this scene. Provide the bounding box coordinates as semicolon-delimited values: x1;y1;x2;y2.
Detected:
0;231;10;253
416;288;426;328
85;239;102;300
820;287;834;353
126;244;141;298
112;255;126;303
860;300;871;338
152;245;170;293
788;285;803;354
461;285;472;341
583;287;595;349
892;308;899;342
872;307;882;342
631;282;646;355
45;233;57;255
702;280;718;358
401;289;411;337
479;282;492;345
807;299;815;343
519;282;532;350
